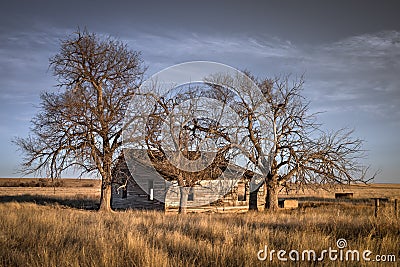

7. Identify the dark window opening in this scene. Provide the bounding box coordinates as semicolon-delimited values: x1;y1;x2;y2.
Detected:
122;187;127;199
237;182;247;201
188;188;194;201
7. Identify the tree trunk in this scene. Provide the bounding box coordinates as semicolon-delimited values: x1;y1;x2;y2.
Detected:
178;187;190;214
264;175;279;211
249;187;259;211
99;149;113;212
99;180;113;212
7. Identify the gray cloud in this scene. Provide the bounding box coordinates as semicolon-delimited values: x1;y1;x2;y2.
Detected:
304;31;400;120
124;30;400;125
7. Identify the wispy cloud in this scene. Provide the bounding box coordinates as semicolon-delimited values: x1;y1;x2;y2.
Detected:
291;31;400;122
125;30;400;123
123;32;302;73
2;27;398;121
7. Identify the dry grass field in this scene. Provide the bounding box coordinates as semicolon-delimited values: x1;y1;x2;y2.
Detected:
0;179;399;266
279;183;400;200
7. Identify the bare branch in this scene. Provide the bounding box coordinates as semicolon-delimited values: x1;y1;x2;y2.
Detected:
14;29;146;212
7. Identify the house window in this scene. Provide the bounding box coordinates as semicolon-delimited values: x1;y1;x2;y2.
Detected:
237;182;247;201
188;188;194;201
122;187;127;199
148;180;154;201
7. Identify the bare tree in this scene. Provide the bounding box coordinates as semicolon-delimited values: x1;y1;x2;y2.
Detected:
14;29;146;212
206;73;374;211
141;84;231;213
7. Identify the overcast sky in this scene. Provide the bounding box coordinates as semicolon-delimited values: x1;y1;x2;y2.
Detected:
1;0;399;182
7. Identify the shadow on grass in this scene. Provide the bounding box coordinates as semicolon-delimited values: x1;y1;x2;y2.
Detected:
0;194;99;210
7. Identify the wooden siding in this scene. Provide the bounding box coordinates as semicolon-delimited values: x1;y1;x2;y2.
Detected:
111;179;164;210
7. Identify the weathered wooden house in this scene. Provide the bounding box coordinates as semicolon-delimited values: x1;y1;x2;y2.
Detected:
111;150;266;211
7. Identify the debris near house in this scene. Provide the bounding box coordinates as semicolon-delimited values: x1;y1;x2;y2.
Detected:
278;199;298;209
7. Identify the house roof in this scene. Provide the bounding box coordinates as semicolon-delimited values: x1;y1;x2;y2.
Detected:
113;149;255;184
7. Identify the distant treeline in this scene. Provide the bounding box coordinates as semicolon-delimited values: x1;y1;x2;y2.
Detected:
0;178;64;187
0;178;97;188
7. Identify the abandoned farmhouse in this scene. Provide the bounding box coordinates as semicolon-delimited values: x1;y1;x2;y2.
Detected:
110;150;268;211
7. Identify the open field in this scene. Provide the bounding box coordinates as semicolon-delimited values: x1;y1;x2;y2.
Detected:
0;178;101;210
0;180;399;266
1;179;400;212
280;183;400;200
0;201;399;266
1;178;400;199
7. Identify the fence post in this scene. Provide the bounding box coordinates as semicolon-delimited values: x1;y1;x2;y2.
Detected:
374;198;379;218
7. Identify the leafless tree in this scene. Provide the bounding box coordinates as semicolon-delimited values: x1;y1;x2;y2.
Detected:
13;29;146;212
206;73;374;211
140;84;231;213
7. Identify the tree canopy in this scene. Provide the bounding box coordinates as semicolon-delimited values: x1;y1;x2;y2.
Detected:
205;73;374;210
14;29;146;211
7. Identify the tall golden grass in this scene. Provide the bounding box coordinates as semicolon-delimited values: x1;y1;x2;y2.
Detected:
0;201;398;266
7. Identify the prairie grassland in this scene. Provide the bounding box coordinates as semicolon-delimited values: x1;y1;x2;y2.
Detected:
280;183;400;200
0;200;399;267
2;179;400;201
